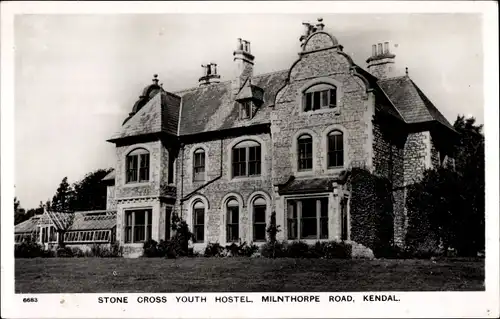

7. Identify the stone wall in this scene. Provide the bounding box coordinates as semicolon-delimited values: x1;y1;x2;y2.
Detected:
272;46;373;186
114;140;175;199
175;133;274;245
106;186;116;210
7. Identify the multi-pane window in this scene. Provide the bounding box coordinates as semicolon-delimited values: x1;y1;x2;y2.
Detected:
63;230;111;242
192;201;205;243
126;149;150;183
226;199;239;242
327;130;344;168
168;152;175;184
304;84;337;112
287;198;329;240
193;149;206;182
125;209;152;243
252;197;267;242
240;101;252;119
232;141;261;178
298;134;313;171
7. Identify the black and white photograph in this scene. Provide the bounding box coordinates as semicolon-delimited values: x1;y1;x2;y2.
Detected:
1;1;498;318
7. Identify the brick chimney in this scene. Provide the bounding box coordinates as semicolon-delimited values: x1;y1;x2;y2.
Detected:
366;41;396;79
199;62;221;86
232;38;254;95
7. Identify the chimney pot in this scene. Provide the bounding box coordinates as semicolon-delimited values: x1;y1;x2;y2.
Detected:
378;43;383;55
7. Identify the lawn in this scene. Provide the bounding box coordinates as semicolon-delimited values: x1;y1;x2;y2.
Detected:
15;257;484;293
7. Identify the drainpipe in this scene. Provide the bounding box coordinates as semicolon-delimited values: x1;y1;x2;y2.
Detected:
179;143;185;218
180;138;224;204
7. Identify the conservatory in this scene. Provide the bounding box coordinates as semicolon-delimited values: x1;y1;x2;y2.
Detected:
14;209;117;250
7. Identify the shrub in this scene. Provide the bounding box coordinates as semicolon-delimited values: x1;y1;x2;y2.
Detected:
260;241;287;258
239;242;259;257
14;239;44;258
223;241;259;257
56;247;74;257
109;241;123;257
372;244;408;259
287;241;310;258
309;242;327;258
406;241;444;259
70;247;85;257
170;213;194;257
266;211;281;244
143;239;160;257
204;243;224;257
322;241;352;259
158;240;177;259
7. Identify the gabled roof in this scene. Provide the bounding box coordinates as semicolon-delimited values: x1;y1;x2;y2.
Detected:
15;215;41;233
68;211;117;231
378;76;455;131
14;210;117;234
175;70;287;136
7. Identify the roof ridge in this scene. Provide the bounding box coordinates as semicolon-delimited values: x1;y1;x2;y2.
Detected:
379;75;409;82
172;69;288;95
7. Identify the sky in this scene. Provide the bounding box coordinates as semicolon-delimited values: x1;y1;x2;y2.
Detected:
14;13;483;209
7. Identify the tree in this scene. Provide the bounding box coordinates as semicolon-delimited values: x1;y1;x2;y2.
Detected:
451;116;485;255
51;177;75;212
71;168;113;211
405;115;485;257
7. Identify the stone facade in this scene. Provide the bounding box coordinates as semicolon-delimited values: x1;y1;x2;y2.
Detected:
106;20;453;256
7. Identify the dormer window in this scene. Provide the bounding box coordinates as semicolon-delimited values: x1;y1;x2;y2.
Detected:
303;83;337;112
240;101;252;119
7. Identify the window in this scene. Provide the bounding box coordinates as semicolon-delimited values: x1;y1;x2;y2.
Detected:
126;149;150;183
287;198;328;240
240;101;252;119
168;152;175;184
327;130;344;168
303;84;337;112
193;149;206;182
252;197;267;242
232;141;261;178
192;201;205;243
226;199;239;242
63;230;111;242
298;134;313;171
124;209;152;243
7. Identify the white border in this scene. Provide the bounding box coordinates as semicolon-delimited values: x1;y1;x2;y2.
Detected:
1;1;498;318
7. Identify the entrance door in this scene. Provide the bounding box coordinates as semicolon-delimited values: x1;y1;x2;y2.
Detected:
165;207;172;240
340;197;349;241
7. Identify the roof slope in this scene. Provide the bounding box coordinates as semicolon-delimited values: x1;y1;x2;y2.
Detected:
110;91;180;140
15;216;41;233
378;76;454;131
68;211;117;231
175;70;287;136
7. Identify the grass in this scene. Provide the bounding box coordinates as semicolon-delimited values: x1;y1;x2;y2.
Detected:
15;257;484;293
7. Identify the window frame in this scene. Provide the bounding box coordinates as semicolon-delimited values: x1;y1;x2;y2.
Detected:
193;148;206;182
286;197;329;241
126;148;150;184
124;209;152;244
327;130;344;169
252;197;267;242
192;201;205;243
63;230;111;243
231;141;262;178
239;100;253;120
297;134;313;171
226;199;240;243
303;84;337;112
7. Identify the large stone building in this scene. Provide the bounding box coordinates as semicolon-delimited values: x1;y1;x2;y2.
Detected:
17;19;456;257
